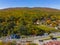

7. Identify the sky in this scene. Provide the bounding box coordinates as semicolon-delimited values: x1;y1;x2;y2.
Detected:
0;0;60;9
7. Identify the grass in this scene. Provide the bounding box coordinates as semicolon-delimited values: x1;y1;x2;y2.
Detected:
41;36;60;41
30;43;38;45
0;41;37;45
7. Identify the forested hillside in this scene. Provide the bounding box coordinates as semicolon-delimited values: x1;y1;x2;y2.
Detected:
0;7;60;37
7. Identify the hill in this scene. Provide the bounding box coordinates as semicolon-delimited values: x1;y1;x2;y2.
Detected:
0;7;60;18
0;7;60;37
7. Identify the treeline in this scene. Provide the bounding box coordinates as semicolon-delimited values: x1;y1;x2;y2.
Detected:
0;8;60;37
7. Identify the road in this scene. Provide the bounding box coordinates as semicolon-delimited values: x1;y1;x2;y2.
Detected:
0;32;60;45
